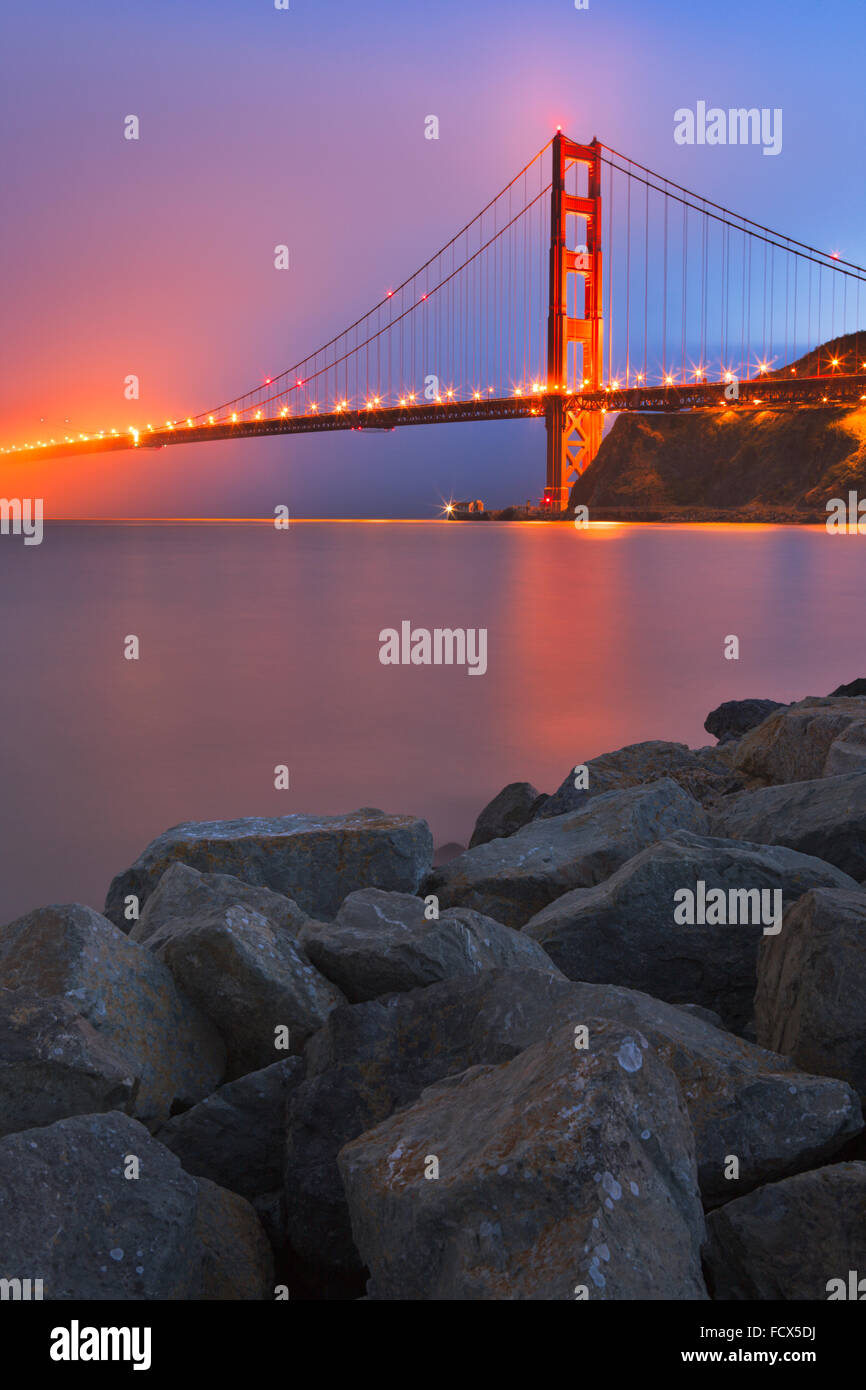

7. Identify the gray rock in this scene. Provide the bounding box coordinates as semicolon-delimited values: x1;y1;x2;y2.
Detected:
704;698;786;745
732;696;866;784
104;809;434;926
551;982;861;1203
704;1163;866;1299
536;741;742;819
0;988;138;1137
285;966;856;1276
0;904;225;1125
710;771;866;880
469;782;545;848
0;1111;267;1299
144;898;344;1079
522;830;858;1028
130;862;308;944
157;1058;303;1198
338;1018;708;1300
755;887;866;1097
285;970;602;1276
298;888;562;1003
426;778;708;929
195;1177;273;1299
823;720;866;777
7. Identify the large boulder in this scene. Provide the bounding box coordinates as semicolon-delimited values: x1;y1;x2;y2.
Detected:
426;778;708;929
709;771;866;880
0;1111;270;1299
550;982;861;1202
130;862;308;944
0;905;225;1125
104;810;434;926
522;830;858;1029
298;888;562;1003
468;782;545;847
731;696;866;784
0;988;138;1138
284;970;589;1276
704;698;786;745
338;1018;709;1300
141;897;344;1079
755;887;866;1096
284;967;856;1277
536;742;741;820
704;1163;866;1299
157;1057;303;1199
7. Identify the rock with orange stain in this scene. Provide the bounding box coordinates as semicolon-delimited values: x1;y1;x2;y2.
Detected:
338;1016;709;1300
104;809;433;926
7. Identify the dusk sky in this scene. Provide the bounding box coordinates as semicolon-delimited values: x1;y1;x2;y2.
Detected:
2;0;865;517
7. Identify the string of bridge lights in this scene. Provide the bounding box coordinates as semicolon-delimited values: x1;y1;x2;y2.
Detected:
5;351;866;454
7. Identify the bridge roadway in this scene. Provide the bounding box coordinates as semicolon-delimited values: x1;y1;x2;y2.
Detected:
9;373;866;463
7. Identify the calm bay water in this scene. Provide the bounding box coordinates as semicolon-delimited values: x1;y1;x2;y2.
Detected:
1;519;863;922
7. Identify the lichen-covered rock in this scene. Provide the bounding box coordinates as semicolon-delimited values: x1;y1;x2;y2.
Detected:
731;696;866;784
0;905;225;1125
704;1163;866;1299
157;1057;303;1198
710;771;866;880
298;888;562;1003
104;809;434;926
130;862;308;944
522;830;858;1028
284;964;856;1277
0;1112;203;1298
536;742;742;819
755;887;866;1096
0;988;138;1137
551;982;861;1202
338;1018;708;1300
284;970;588;1276
704;699;786;746
426;779;708;929
143;898;344;1078
468;782;545;847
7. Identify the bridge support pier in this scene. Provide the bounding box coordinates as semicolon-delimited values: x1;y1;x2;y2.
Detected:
544;398;603;510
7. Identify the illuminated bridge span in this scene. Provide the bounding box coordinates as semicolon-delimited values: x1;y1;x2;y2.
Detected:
9;132;866;509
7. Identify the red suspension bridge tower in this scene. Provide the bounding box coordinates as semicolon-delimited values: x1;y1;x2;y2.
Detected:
545;132;604;509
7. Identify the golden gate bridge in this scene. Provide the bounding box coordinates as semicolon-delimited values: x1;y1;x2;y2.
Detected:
6;130;866;510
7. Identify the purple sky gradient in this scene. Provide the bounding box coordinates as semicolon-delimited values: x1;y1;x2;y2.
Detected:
1;0;864;515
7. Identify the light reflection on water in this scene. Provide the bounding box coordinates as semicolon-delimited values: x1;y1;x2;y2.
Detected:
0;519;860;920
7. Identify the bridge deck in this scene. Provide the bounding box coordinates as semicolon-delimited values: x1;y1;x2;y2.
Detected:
7;374;866;463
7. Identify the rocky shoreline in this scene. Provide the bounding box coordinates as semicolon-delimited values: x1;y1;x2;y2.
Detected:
2;684;866;1299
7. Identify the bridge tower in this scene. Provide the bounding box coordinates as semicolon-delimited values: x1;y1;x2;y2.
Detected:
544;132;604;510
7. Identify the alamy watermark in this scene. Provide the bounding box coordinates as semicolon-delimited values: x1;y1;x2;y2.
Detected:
826;492;866;533
674;103;782;156
674;881;782;934
0;498;43;545
0;1276;43;1300
379;621;487;675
